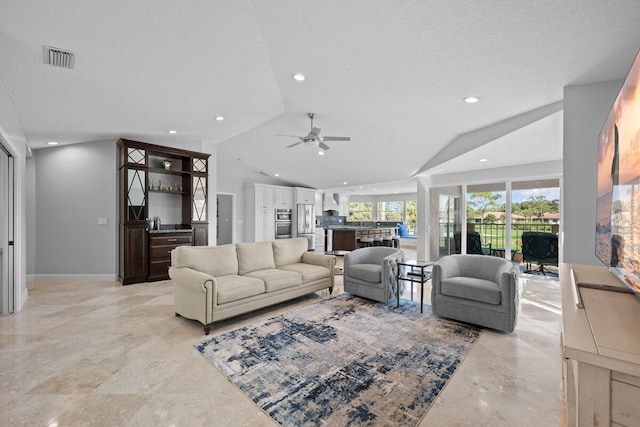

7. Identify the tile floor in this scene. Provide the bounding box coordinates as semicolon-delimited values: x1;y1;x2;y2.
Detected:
0;251;564;426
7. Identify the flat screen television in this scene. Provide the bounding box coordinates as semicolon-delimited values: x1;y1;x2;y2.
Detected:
595;49;640;296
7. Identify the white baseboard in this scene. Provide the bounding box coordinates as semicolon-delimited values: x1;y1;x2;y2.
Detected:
33;274;118;282
27;274;35;283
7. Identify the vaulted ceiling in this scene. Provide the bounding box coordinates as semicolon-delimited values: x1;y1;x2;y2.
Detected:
1;1;639;194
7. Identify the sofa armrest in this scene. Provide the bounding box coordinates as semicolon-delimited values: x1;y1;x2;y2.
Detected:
302;252;337;270
169;266;218;328
170;266;214;292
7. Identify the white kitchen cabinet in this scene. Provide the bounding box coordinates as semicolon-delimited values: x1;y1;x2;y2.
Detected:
255;209;275;242
245;184;276;242
295;187;316;204
255;185;275;210
274;187;294;209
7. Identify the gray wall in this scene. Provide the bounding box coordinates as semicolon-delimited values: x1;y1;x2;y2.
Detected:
25;157;35;278
30;138;215;280
563;79;622;265
216;142;284;244
34;141;117;277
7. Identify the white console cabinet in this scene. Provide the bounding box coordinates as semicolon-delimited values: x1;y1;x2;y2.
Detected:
561;264;640;427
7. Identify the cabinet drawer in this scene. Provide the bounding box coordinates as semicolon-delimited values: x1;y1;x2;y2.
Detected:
150;243;191;260
149;259;172;280
149;234;192;246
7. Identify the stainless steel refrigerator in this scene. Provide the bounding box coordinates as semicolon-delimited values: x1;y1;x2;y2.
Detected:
296;204;315;250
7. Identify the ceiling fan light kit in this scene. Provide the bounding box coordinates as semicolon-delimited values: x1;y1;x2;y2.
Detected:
283;113;350;152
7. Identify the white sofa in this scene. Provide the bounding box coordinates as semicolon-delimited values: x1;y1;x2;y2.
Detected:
169;237;336;334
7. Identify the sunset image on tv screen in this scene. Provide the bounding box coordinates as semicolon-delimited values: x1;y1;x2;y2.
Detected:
596;50;640;295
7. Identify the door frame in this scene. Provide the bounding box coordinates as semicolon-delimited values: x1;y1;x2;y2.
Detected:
216;192;236;245
0;141;15;315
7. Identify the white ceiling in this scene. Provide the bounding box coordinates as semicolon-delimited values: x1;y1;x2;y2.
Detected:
1;1;639;195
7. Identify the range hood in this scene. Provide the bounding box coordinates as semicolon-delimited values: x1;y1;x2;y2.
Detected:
322;192;341;211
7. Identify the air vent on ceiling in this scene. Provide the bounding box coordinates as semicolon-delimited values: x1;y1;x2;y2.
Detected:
43;46;75;69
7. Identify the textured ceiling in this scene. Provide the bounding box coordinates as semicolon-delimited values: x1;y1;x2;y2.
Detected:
1;1;639;194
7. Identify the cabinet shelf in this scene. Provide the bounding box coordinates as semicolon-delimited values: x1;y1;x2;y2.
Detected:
148;167;190;176
149;189;186;194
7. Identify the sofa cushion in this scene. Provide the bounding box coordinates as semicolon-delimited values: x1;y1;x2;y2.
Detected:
244;269;302;292
348;264;381;283
172;245;238;277
441;277;501;305
279;263;330;283
236;242;276;275
216;274;265;304
272;238;308;267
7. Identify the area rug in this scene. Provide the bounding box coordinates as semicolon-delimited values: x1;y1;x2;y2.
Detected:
196;295;481;426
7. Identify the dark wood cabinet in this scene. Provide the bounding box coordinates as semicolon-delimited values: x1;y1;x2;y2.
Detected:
332;229;357;251
148;232;193;281
119;224;148;284
117;139;210;285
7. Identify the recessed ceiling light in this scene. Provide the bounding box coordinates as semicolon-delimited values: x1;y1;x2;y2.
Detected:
479;158;488;162
167;130;177;134
343;181;348;185
47;141;58;145
359;186;363;189
275;173;279;177
318;151;324;156
292;73;305;81
464;96;480;103
215;116;224;121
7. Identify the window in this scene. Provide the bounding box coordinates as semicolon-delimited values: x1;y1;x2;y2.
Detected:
405;200;417;234
348;202;372;221
378;201;403;222
377;200;417;233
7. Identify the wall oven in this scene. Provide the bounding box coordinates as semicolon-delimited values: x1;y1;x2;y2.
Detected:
275;209;292;239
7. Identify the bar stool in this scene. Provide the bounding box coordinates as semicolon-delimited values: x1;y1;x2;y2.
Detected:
392;236;400;248
383;236;393;247
373;236;384;246
359;237;374;248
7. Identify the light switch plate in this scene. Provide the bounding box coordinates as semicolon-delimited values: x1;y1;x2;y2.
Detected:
98;217;108;225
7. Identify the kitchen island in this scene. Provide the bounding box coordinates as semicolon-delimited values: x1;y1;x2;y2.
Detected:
324;226;397;251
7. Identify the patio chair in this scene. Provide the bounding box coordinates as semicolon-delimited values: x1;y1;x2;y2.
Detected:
521;231;558;275
454;231;491;255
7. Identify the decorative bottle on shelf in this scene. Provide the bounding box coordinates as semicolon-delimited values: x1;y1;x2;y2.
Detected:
154;216;161;230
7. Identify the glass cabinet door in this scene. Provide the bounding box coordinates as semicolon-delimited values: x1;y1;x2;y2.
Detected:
127;168;146;221
193;176;206;221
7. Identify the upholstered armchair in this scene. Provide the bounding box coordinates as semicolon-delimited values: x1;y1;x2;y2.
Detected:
344;247;405;304
431;254;520;332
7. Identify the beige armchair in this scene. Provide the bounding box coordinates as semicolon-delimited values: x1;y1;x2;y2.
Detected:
344;247;405;303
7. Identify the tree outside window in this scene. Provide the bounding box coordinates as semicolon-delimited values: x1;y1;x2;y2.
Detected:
348;202;372;221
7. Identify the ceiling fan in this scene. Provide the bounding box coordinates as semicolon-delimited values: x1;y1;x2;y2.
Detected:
281;113;350;151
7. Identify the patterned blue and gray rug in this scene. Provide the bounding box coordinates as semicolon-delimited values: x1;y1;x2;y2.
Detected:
196;294;481;426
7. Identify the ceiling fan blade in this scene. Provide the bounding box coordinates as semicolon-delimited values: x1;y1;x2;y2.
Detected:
286;141;304;148
309;127;322;137
318;142;331;151
276;134;303;138
322;136;351;142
